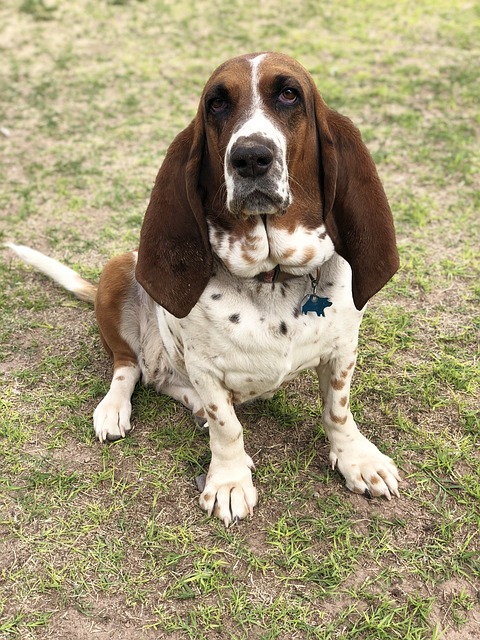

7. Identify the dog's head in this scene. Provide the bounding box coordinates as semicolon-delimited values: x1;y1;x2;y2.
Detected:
136;52;399;317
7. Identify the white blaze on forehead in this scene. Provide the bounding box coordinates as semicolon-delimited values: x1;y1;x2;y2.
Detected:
229;53;284;142
224;54;290;213
249;53;267;110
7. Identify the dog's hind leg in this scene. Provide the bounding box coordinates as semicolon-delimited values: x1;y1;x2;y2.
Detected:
159;381;207;427
93;253;141;442
94;363;140;442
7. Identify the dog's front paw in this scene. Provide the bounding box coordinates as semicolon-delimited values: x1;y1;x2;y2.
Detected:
330;433;401;500
199;455;258;526
93;394;132;443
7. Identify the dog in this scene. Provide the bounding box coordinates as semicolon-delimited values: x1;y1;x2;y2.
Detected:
7;52;401;526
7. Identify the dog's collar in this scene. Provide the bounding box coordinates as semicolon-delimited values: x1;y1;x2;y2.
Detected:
256;266;302;284
256;267;332;316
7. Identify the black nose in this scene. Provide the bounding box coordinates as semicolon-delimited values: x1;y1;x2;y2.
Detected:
230;143;274;178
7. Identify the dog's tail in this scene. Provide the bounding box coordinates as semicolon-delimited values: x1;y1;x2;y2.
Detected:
6;243;97;304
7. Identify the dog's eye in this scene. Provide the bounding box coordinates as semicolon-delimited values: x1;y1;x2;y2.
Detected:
210;98;227;113
278;88;298;105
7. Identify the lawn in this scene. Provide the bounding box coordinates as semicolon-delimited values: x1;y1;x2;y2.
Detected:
1;0;479;638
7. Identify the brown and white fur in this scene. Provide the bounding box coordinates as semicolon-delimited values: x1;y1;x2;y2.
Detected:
8;52;401;526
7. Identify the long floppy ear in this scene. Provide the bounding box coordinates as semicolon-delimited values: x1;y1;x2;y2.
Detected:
314;93;399;310
135;117;213;318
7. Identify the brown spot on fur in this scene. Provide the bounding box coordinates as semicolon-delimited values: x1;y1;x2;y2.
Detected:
329;410;348;425
241;248;256;264
303;246;316;263
208;403;218;412
331;378;346;390
347;361;355;370
282;247;296;259
340;396;348;407
183;395;190;405
219;420;225;426
370;475;380;485
115;375;125;381
207;410;217;421
378;468;392;479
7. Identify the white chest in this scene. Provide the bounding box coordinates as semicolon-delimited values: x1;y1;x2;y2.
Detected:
173;256;363;402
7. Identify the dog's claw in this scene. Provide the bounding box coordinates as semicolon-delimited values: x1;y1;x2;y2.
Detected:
195;474;207;493
329;451;338;470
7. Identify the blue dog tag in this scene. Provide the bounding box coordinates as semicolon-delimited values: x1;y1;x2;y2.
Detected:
300;271;333;317
301;294;333;317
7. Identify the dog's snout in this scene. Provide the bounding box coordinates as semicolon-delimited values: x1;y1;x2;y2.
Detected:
225;127;290;216
230;143;274;179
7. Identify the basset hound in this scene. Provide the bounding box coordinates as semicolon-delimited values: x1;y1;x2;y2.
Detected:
8;52;401;526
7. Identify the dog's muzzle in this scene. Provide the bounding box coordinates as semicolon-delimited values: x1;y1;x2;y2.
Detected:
226;134;291;216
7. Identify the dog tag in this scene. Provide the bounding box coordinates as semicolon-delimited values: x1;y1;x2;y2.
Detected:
301;294;333;317
300;271;332;316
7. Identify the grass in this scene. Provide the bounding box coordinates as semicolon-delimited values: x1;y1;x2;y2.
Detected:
1;0;479;638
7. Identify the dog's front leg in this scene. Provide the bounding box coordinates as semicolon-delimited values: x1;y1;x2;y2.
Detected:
317;353;400;500
191;376;257;526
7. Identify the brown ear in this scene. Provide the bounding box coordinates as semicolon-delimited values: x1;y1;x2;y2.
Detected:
314;94;399;310
135;118;213;318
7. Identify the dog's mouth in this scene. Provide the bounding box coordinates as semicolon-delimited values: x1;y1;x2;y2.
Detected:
229;187;290;218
